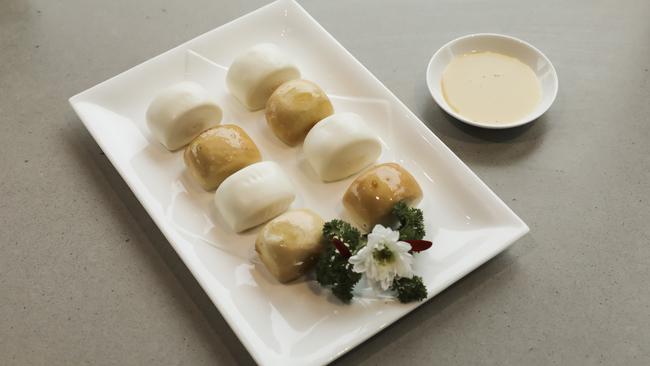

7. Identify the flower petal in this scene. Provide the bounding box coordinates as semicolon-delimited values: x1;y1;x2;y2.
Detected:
349;224;417;292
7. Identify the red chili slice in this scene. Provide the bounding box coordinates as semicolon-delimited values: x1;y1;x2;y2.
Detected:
332;238;351;259
404;239;433;252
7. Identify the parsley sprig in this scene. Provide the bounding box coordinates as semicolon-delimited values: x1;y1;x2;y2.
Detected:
392;201;425;241
391;276;427;302
315;220;364;303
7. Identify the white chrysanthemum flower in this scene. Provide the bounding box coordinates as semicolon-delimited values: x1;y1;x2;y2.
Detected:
348;224;414;291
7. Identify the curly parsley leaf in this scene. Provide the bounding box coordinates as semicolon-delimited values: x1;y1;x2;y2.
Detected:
392;201;425;241
391;276;428;303
322;219;363;251
316;220;363;303
315;245;362;303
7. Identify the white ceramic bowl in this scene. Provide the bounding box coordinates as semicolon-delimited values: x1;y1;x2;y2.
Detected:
426;33;558;129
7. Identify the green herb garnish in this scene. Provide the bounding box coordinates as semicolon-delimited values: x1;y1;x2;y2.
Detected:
392;201;425;241
322;219;362;250
315;220;364;303
391;276;428;303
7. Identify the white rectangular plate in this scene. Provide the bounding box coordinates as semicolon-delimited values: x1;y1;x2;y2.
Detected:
69;1;529;365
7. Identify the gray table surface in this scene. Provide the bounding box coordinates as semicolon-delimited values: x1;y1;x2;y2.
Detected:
2;0;649;365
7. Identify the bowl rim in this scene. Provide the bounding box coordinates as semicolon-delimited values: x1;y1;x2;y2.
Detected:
426;33;559;129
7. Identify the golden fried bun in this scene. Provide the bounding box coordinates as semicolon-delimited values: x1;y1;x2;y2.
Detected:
265;79;334;146
342;163;423;231
184;124;261;191
255;209;325;283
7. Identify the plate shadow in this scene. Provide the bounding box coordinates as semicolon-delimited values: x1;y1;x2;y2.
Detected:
415;82;548;167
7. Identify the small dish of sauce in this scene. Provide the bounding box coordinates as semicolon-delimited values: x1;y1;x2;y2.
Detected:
426;33;558;129
441;51;541;125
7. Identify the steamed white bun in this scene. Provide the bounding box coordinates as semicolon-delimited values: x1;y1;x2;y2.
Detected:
303;113;382;182
146;82;222;150
215;161;295;232
226;43;300;111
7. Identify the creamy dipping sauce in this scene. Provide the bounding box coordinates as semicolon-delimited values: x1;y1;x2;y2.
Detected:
441;51;541;124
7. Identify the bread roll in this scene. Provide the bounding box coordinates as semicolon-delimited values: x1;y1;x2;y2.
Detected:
342;163;422;231
184;125;261;191
303;113;381;181
226;43;300;110
146;82;222;150
215;161;295;232
255;209;325;283
265;79;334;146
